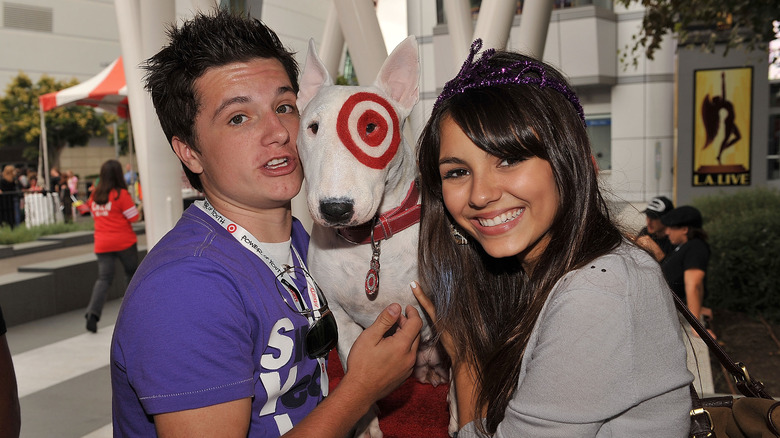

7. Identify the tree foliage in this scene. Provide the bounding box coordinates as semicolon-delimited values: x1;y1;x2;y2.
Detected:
617;0;779;67
102;114;131;155
0;72;112;166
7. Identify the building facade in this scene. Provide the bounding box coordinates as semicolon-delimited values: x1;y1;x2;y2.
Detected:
1;0;776;231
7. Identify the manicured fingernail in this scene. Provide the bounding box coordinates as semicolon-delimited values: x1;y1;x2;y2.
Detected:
410;281;418;289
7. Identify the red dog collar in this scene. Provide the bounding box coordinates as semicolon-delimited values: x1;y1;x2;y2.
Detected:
337;180;420;245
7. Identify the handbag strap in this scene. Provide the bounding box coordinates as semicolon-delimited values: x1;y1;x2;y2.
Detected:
688;385;715;438
670;291;774;400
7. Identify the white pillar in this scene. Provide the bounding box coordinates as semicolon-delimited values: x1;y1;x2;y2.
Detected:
443;0;473;68
472;0;516;51
515;0;553;58
39;107;50;191
319;4;345;80
116;0;183;248
333;0;387;85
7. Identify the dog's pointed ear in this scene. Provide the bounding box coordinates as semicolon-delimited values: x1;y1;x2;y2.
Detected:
298;38;333;113
374;35;419;116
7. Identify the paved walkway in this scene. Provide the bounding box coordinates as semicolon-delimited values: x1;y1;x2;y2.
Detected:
0;236;146;276
7;300;120;438
3;232;146;437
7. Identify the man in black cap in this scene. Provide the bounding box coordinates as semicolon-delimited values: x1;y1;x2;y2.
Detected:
635;196;675;261
661;205;711;324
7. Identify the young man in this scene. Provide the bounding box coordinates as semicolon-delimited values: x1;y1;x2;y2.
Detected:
110;11;422;437
635;195;674;261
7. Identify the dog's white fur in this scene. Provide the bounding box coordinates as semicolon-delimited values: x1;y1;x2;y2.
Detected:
297;37;451;437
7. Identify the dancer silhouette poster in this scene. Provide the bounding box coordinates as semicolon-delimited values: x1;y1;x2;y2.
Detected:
693;67;752;186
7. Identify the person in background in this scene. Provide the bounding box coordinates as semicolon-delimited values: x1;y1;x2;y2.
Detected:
65;170;79;199
24;173;43;192
0;305;21;438
49;167;61;193
123;163;137;187
15;169;28;191
634;195;674;261
0;165;21;228
85;159;140;333
111;10;421;437
412;41;692;437
661;206;711;325
58;171;73;223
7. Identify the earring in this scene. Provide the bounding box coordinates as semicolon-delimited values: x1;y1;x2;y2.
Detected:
449;222;469;246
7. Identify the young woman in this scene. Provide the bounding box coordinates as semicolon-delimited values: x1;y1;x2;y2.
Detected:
85;159;140;333
661;205;710;323
412;41;693;437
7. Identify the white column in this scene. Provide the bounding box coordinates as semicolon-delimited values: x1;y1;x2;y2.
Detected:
443;0;473;68
515;0;553;58
319;3;345;80
472;0;516;51
333;0;387;85
39;107;50;191
116;0;183;248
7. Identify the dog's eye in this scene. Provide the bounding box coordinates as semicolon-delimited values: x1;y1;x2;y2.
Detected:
308;122;319;134
365;123;376;134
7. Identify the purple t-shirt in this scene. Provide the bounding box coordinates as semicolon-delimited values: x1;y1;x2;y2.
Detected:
111;205;324;437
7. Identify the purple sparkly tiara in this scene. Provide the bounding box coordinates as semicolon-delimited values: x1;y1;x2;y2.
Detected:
433;39;585;124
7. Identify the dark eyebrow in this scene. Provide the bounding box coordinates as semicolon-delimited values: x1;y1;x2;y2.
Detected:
211;86;296;122
212;96;250;122
439;157;465;166
277;85;296;97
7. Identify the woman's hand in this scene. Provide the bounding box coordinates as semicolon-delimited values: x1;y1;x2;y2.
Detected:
410;281;457;361
411;281;483;428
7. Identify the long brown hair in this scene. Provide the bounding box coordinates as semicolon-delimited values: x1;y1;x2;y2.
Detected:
417;51;622;434
92;160;128;205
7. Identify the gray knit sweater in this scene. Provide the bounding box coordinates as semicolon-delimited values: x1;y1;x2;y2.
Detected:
459;242;693;437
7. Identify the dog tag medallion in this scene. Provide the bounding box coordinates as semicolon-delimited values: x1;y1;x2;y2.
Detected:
365;240;381;299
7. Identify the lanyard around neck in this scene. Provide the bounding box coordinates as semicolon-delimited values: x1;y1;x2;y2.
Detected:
195;199;330;396
194;200;322;317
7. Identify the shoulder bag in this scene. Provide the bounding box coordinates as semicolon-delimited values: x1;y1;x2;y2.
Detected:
671;293;780;437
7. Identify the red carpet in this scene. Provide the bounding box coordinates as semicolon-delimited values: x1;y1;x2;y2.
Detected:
327;349;451;437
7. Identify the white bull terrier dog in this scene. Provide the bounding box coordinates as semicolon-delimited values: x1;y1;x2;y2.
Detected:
297;36;453;437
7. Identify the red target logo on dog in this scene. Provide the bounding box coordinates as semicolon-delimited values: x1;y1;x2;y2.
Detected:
337;92;400;170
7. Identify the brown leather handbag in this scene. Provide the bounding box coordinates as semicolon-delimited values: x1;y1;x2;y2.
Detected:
672;293;780;438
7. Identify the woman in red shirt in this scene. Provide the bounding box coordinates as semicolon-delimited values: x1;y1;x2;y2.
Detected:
86;160;140;333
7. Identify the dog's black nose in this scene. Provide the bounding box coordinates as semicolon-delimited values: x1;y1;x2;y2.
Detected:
320;199;354;223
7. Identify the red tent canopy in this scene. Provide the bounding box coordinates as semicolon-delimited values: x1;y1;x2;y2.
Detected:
39;57;128;118
37;57;131;191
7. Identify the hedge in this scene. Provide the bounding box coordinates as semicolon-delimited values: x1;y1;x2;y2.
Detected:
693;187;780;322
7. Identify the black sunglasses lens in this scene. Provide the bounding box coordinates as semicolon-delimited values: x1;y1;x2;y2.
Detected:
306;309;338;358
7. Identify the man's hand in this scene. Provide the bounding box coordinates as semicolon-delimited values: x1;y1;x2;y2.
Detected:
282;304;423;438
635;235;664;261
344;303;423;401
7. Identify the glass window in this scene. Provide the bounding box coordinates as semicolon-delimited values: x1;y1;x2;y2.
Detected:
769;158;780;180
437;0;608;21
586;117;611;171
220;0;247;14
769;113;780;180
771;82;780;108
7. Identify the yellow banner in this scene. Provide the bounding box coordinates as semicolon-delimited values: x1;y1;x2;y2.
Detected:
692;67;752;186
